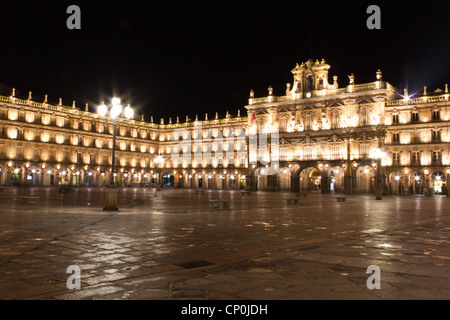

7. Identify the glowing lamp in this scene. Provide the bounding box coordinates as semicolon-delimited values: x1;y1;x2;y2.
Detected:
97;102;108;117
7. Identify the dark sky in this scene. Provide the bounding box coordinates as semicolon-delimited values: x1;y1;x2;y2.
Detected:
1;1;450;121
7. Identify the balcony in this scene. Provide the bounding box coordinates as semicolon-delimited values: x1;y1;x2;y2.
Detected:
249;81;395;105
387;94;448;107
431;159;442;166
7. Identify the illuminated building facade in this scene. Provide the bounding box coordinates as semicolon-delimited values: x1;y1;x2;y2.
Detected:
0;59;449;196
0;92;248;190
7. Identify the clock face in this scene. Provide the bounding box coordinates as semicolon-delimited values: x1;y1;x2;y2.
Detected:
306;92;311;98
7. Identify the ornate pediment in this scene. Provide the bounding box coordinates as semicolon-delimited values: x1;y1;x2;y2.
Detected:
343;99;356;105
353;133;377;142
326;134;345;143
292;134;316;145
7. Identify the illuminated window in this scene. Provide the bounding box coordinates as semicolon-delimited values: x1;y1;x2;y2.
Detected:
331;146;340;159
432;110;440;121
42;114;51;125
304;147;313;160
432;151;441;164
411;152;420;165
432;130;441;142
8;109;18;121
392;152;400;165
392;133;400;143
304;115;313;131
360;144;370;157
318;79;324;90
17;147;24;160
392;114;399;124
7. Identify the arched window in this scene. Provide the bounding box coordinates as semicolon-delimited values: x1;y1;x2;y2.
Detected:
304;114;313;131
305;74;314;91
359;107;370;126
331;110;341;129
279;117;288;132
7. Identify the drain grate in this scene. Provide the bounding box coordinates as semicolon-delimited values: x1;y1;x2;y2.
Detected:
175;260;214;269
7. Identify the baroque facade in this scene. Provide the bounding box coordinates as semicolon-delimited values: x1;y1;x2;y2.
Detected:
0;59;449;196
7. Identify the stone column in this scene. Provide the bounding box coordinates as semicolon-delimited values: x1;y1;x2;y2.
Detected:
266;174;280;192
343;140;353;194
343;173;353;194
321;171;330;194
246;170;257;191
291;172;299;192
21;166;27;186
224;176;229;190
446;173;450;197
5;168;11;186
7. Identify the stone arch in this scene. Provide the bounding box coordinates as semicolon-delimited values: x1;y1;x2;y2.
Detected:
409;171;424;195
302;110;316;131
278;112;291;133
57;166;71;186
84;169;96;187
305;73;314;91
388;171;406;194
299;166;322;192
356;165;376;193
70;166;83;186
279;166;291;191
330;107;344;129
42;166;56;186
254;167;268;190
8;163;25;186
430;171;447;195
255;114;268;132
25;164;41;186
329;165;345;193
359;104;373;126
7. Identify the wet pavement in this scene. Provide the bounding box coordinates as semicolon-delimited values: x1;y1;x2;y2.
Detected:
0;186;449;300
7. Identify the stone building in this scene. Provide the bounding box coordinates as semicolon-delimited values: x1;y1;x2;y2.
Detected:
0;58;449;196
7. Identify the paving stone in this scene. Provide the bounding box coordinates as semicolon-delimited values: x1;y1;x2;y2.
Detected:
1;188;450;299
55;285;125;300
172;289;207;299
131;289;171;299
237;286;292;300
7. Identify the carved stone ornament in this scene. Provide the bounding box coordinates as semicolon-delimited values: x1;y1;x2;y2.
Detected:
305;135;311;144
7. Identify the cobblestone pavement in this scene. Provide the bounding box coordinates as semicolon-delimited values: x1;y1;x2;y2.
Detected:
0;187;449;300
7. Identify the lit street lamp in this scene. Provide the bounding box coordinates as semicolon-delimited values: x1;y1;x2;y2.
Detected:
370;148;386;200
98;98;134;210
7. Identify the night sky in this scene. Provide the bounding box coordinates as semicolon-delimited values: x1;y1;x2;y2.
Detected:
1;1;450;122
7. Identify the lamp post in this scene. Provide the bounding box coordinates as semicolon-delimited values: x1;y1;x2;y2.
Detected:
154;155;165;191
98;98;134;210
370;148;386;200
